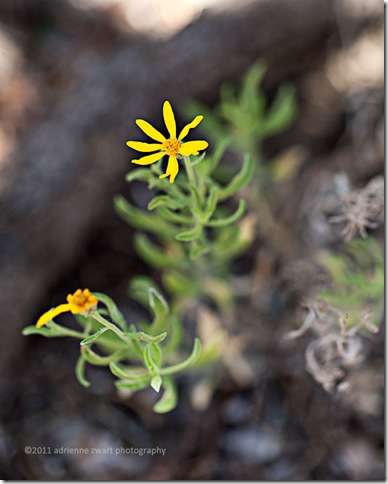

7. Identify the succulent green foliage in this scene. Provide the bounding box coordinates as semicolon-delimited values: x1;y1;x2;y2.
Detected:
23;285;201;413
23;322;86;339
184;61;297;157
24;65;299;414
93;292;128;331
152;376;178;413
184;61;297;201
75;355;91;388
111;131;254;405
116;150;254;309
318;237;384;330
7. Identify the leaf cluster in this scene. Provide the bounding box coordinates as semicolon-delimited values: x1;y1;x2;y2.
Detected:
23;287;201;413
115;148;255;308
184;61;297;157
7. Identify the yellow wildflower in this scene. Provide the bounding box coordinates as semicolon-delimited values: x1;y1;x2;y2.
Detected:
36;289;98;328
126;100;208;183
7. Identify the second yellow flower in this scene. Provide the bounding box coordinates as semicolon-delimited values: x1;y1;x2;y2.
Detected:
126;101;208;183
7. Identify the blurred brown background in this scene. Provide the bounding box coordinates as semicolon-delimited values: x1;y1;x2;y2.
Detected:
0;0;384;480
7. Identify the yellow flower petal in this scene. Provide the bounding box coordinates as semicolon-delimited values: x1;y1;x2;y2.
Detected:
67;288;98;314
159;155;179;183
126;141;163;153
36;303;71;328
136;119;166;143
178;115;204;141
179;140;208;156
163;101;176;139
132;151;166;165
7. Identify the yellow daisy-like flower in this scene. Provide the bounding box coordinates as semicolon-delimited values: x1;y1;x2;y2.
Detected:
126;100;208;183
36;289;98;328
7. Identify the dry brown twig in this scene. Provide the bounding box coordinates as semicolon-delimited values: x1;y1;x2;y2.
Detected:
328;175;384;241
285;300;378;393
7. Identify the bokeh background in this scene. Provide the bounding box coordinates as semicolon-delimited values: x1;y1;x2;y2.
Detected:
0;0;384;480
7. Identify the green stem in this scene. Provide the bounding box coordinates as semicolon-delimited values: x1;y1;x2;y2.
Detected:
183;156;196;186
48;322;86;339
82;346;128;366
91;311;132;345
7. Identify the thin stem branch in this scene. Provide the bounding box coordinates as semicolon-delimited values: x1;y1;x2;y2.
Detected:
183;156;196;186
91;311;132;345
48;322;86;339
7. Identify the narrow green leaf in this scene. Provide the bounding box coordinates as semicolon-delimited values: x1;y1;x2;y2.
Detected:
151;343;163;367
240;61;267;114
191;152;206;166
147;195;185;211
75;355;90;388
115;378;151;391
114;195;175;240
150;375;163;392
143;344;160;375
220;81;236;105
122;331;167;344
218;154;255;201
22;323;85;339
189;184;203;211
261;84;296;136
48;321;86;338
195;343;222;366
148;196;169;210
159;338;202;375
158;207;193;225
135;233;166;268
126;169;153;183
149;287;169;316
81;346;126;366
92;292;127;332
80;327;108;346
204;184;218;220
163;271;198;296
205;137;230;175
219;101;240;124
153;376;178;413
163;315;183;355
22;325;59;337
148;287;169;333
127;324;143;358
130;276;163;307
191;183;218;224
109;361;149;380
207;200;246;227
212;225;249;261
135;233;178;269
150;332;168;343
84;324;130;352
176;224;202;242
183;101;226;143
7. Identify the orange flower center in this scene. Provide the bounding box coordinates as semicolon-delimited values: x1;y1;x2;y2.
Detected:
67;289;98;314
163;138;181;156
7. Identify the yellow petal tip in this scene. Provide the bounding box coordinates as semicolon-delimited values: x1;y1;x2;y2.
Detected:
36;312;52;328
